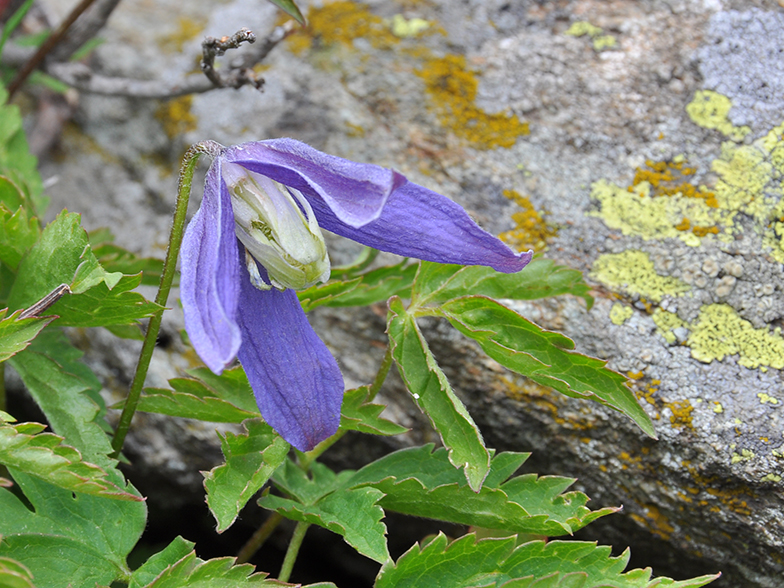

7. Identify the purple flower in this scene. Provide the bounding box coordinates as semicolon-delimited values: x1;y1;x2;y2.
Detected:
180;139;532;451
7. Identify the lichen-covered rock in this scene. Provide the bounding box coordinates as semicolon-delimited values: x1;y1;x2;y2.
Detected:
34;0;784;586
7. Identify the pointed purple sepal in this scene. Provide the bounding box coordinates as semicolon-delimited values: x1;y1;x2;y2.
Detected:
181;158;243;374
235;258;344;451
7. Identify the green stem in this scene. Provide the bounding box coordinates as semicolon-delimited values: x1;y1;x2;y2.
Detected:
236;512;284;564
368;344;393;401
278;521;310;583
111;141;223;457
0;362;5;413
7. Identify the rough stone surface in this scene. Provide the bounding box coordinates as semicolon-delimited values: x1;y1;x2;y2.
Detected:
25;0;784;586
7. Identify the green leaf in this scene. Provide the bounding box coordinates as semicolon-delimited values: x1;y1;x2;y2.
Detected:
0;555;35;588
265;0;306;25
0;417;141;500
412;259;593;309
339;386;408;436
7;211;122;309
128;536;194;588
0;471;146;588
0;87;47;215
261;462;389;563
0;308;54;362
439;296;656;438
387;297;490;491
9;330;115;472
203;419;289;533
90;229;165;287
376;534;720;588
132;550;281;587
0;202;39;271
129;366;261;423
344;446;615;536
0;176;25;212
298;261;417;312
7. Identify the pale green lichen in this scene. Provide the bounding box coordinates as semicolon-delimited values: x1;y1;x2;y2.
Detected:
686;304;784;370
713;402;724;414
390;14;431;37
610;303;634;325
686;90;751;141
761;473;782;483
731;448;755;464
564;21;616;51
757;393;779;405
652;308;687;344
591;250;690;302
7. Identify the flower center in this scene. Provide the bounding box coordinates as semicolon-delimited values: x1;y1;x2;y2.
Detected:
222;162;331;291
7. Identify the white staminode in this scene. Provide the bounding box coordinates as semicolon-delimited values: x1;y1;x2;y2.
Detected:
222;162;331;291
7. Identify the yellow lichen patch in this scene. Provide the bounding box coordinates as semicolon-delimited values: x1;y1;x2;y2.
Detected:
652;308;687;344
590;249;690;302
499;189;557;251
632;158;718;208
629;503;675;540
713;402;724;414
761;473;782;482
712;142;775;218
686;90;751;141
665;399;694;429
158;16;206;53
731;448;754;464
589;179;717;245
686;304;784;370
564;21;617;51
417;54;529;150
757;392;779;405
285;1;400;54
610;302;634;325
155;95;197;139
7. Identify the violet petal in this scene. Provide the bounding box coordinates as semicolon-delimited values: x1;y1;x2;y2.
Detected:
222;139;406;228
180;158;242;374
236;257;344;451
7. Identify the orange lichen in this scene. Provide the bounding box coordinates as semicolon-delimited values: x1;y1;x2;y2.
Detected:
156;95;197;139
284;1;399;54
499;190;557;251
416;54;529;149
630;503;675;540
630;159;718;207
665;399;694;429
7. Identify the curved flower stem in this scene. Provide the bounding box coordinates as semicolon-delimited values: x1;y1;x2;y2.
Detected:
236;511;284;564
110;141;224;457
368;344;393;401
278;521;310;583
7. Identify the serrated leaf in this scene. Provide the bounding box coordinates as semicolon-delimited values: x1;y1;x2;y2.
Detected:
0;202;40;271
376;534;720;588
128;366;261;422
0;87;47;215
298;261;417;312
129;536;195;588
0;308;54;362
261;461;389;563
439;296;656;438
0;471;146;588
387;296;490;491
265;0;306;25
412;259;593;309
9;329;115;472
7;211;126;311
0;418;140;500
138;551;280;587
339;387;408;436
0;555;35;588
203;419;289;532
90;229;165;287
344;446;615;536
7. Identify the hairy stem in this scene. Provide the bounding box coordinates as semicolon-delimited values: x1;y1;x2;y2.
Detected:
278;521;310;583
110;141;223;457
236;512;284;564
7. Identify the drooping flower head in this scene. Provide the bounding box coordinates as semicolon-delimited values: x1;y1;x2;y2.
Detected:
180;139;531;451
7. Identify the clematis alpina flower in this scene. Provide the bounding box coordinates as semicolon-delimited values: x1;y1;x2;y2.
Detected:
180;139;532;451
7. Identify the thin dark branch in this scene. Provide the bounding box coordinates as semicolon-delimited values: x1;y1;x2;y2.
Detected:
8;0;100;98
50;0;122;61
201;27;261;90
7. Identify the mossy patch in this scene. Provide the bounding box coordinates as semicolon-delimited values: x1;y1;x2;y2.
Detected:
155;95;197;139
158;16;206;54
417;54;530;150
686;304;784;370
590;249;690;302
686;90;750;141
498;189;556;251
609;303;634;325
